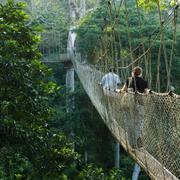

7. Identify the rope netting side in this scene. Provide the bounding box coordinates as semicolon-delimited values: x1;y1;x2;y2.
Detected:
143;93;180;178
72;54;179;179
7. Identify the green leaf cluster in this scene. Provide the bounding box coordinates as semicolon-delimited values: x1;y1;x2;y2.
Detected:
0;1;79;179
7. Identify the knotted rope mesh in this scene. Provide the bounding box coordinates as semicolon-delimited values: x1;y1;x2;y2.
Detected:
72;54;180;180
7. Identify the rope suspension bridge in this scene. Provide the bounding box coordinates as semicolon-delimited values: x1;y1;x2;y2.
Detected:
71;54;180;180
40;0;180;179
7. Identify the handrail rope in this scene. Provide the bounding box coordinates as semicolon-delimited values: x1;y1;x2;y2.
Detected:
98;84;180;98
92;65;179;97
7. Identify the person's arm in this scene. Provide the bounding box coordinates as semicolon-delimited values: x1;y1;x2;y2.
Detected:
120;78;129;92
144;88;149;94
117;79;128;93
144;81;149;94
121;83;128;92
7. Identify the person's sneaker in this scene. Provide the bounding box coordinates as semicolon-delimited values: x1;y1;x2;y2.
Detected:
137;137;143;148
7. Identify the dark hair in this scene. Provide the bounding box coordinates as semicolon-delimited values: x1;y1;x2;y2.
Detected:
109;68;115;72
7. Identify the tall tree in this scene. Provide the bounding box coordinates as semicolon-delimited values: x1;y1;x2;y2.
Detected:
0;1;79;178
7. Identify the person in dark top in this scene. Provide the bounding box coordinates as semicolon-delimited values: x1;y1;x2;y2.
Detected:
120;66;149;179
121;66;148;93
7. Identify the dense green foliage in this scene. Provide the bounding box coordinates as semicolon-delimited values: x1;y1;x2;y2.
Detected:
76;2;160;67
0;1;79;179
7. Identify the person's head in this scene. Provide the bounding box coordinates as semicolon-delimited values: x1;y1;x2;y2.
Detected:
109;68;115;73
132;66;142;77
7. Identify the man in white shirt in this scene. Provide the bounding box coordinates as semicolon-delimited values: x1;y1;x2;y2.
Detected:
101;68;121;91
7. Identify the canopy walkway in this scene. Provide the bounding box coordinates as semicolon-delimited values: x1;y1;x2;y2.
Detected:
40;0;180;179
71;52;179;180
65;21;180;180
